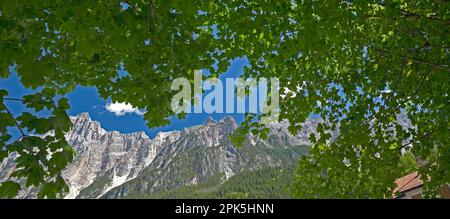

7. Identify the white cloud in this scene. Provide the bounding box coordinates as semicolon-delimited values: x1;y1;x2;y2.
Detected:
105;102;144;116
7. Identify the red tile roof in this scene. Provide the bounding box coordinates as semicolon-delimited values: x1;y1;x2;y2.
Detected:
393;171;423;195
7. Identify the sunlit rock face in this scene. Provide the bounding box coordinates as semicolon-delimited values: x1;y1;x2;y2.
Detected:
100;116;313;199
0;113;181;199
1;113;324;199
62;113;181;198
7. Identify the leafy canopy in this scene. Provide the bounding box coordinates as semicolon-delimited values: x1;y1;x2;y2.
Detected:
0;0;449;198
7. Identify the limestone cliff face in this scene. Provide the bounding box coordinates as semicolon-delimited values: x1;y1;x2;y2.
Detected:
1;113;321;199
0;113;181;198
100;117;313;198
63;113;181;198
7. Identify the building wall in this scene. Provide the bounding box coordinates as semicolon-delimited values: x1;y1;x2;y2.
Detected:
398;187;423;199
398;184;450;199
438;184;450;199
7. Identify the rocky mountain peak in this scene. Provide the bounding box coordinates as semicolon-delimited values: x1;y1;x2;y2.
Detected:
60;113;182;198
222;116;237;128
205;116;215;125
1;113;317;199
100;115;312;199
72;112;91;122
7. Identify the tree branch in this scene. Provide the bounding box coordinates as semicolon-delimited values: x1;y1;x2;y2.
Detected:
397;131;434;150
3;105;26;138
359;6;449;24
148;1;151;33
123;0;138;11
3;97;26;102
400;9;448;23
377;49;450;71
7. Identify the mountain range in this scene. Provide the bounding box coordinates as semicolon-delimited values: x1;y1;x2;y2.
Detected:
0;113;317;198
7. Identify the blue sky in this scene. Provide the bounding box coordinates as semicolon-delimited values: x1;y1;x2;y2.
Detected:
0;58;255;139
